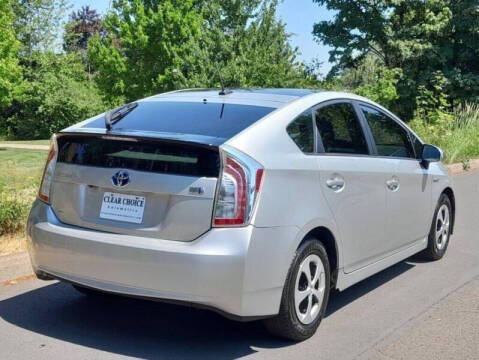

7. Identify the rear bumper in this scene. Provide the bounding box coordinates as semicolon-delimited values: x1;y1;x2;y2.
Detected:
27;200;298;319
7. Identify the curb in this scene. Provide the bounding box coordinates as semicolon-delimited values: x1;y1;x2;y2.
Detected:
445;159;479;176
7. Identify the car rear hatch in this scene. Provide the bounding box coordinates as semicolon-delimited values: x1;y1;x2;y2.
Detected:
50;134;220;241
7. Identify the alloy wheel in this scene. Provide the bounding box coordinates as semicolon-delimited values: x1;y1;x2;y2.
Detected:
435;204;450;250
294;254;325;325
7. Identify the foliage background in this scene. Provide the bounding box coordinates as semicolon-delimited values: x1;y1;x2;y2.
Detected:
0;0;477;154
1;0;320;139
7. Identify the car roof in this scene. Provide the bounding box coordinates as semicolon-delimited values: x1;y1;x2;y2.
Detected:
145;88;321;108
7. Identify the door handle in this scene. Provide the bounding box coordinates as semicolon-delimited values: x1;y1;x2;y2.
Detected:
386;176;400;191
326;175;345;192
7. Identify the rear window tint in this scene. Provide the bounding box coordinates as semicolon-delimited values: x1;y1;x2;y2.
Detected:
286;110;314;152
84;101;275;140
56;136;220;177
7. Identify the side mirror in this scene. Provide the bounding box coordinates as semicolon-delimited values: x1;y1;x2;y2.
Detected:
421;144;443;168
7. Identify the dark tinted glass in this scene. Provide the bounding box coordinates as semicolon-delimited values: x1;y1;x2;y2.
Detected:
361;106;414;158
410;133;423;159
56;135;220;177
315;103;369;155
286;110;314;152
84;101;275;141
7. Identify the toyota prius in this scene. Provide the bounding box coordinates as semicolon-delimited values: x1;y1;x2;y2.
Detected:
27;89;455;340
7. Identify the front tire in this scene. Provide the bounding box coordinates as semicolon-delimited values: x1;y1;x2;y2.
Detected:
263;239;330;341
421;193;452;261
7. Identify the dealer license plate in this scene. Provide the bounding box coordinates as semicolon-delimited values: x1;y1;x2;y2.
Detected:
100;192;146;224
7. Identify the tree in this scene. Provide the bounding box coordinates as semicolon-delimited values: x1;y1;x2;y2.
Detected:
329;55;401;110
0;52;106;139
12;0;69;57
87;0;205;104
64;6;105;54
312;1;450;72
0;0;22;108
447;0;479;104
88;0;317;104
199;0;313;88
312;0;479;119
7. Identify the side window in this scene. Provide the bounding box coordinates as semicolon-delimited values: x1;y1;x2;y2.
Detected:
286;110;314;153
360;106;415;158
315;103;369;155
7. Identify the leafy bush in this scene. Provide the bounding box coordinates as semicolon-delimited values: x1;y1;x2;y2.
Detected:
0;0;22;108
0;52;107;139
0;148;47;237
355;67;401;110
411;102;479;164
453;102;479;129
414;72;452;126
0;192;26;235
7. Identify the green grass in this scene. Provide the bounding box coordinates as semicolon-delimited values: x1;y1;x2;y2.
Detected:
0;139;50;146
411;103;479;164
0;148;48;191
0;148;48;253
437;127;479;164
412;122;479;164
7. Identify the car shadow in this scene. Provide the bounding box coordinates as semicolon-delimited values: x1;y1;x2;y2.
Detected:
0;260;415;359
326;260;414;315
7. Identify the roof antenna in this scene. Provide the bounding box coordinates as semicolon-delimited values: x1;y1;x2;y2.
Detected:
215;62;232;96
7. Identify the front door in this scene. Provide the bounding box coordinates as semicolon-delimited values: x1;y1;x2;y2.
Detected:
358;105;432;249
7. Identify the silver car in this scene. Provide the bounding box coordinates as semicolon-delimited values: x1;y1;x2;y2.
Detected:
27;89;455;341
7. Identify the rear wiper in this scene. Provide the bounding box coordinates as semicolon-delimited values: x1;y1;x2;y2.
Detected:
105;102;138;131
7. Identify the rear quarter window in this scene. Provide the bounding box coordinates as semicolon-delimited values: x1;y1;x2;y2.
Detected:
286;110;314;153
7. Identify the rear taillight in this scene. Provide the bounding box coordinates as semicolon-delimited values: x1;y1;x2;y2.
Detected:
38;135;58;203
213;147;264;227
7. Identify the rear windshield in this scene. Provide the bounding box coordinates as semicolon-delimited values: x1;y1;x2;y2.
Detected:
84;101;275;141
56;136;220;177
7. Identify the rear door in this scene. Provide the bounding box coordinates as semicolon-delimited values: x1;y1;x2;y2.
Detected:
314;101;395;273
51;135;220;241
358;104;431;247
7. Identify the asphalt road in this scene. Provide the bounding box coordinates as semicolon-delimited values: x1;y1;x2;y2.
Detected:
1;170;478;360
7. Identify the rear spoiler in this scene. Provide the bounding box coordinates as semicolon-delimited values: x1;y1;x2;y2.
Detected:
57;129;225;149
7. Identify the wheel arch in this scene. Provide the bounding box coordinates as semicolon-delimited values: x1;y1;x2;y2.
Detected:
298;226;340;288
442;187;456;234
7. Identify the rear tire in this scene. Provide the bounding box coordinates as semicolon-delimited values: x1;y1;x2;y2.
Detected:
421;193;452;261
263;239;330;341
